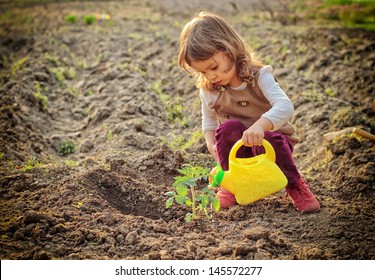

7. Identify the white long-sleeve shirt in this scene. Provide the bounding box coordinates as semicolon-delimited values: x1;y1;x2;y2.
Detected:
199;65;294;133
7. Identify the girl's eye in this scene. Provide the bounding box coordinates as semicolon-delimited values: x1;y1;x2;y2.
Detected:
224;63;234;73
200;64;218;75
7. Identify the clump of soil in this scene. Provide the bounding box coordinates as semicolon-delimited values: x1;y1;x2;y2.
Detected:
0;0;374;260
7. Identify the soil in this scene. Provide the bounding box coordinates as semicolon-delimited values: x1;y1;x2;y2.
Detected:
0;0;374;260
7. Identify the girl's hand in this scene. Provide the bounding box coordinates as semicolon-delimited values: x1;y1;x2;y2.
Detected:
208;143;220;163
242;117;274;146
242;125;265;146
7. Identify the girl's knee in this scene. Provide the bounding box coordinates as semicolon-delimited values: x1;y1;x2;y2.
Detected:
264;131;293;152
216;120;246;143
219;120;246;132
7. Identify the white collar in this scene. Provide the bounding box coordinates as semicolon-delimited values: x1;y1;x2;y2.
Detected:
230;82;247;91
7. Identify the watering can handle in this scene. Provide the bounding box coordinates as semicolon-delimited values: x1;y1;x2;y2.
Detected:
229;139;276;163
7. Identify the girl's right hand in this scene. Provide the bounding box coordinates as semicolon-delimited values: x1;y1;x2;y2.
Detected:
208;143;220;163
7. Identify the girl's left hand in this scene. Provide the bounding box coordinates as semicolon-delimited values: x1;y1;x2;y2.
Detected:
242;125;265;146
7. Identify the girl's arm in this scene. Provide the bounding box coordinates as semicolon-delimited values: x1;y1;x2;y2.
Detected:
199;89;219;162
204;130;219;163
243;65;294;146
258;65;294;130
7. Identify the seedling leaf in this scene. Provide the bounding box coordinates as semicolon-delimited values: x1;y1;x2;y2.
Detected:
185;198;192;207
210;197;221;212
165;197;174;208
185;213;192;223
176;185;188;196
165;191;176;197
175;195;185;205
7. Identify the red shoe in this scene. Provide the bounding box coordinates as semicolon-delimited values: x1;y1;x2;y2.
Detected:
286;179;320;213
217;188;237;208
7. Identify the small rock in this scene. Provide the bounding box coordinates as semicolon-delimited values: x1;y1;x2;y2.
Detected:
153;225;168;233
216;244;233;255
243;226;270;240
23;210;43;224
13;229;25;240
255;239;267;249
33;250;50;260
103;70;119;81
147;252;160;260
33;72;51;83
14;202;27;210
234;243;256;256
160;249;172;260
125;231;138;245
186;241;197;253
254;252;271;260
116;234;125;244
80;139;94;153
52;224;67;233
173;248;188;259
105;236;116;245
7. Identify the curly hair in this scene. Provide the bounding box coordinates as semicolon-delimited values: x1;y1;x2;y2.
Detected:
178;11;263;91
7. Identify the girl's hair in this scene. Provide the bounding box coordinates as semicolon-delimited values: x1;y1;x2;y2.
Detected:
178;11;263;91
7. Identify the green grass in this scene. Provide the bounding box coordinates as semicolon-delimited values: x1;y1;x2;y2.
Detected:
33;82;48;109
50;67;65;84
323;0;374;5
306;0;375;30
167;130;204;152
22;158;42;172
10;56;29;78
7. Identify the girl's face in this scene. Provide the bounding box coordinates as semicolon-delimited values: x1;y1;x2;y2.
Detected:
189;52;241;88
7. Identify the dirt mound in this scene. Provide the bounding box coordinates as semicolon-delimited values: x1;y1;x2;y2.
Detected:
0;0;374;260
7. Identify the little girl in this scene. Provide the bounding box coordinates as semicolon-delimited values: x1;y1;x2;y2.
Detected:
178;11;320;213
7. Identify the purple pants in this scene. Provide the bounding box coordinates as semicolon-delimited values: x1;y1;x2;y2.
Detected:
215;120;302;188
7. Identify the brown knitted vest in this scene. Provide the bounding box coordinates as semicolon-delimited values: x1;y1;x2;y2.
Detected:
209;70;300;144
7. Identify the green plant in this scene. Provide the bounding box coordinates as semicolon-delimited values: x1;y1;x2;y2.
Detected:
65;14;77;24
64;159;79;167
301;89;325;104
133;65;146;75
50;67;65;84
58;140;76;156
166;99;188;127
22;158;41;172
149;80;168;102
107;130;113;141
64;67;77;80
33;82;48;109
83;15;96;25
324;87;337;97
165;164;220;222
128;33;142;40
168;131;204;151
44;53;60;66
10;56;29;78
168;135;186;151
117;62;129;71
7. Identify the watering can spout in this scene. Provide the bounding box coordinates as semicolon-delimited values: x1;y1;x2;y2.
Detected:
210;165;235;194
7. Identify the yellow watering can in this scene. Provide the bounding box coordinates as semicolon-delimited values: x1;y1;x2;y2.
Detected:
211;139;288;205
